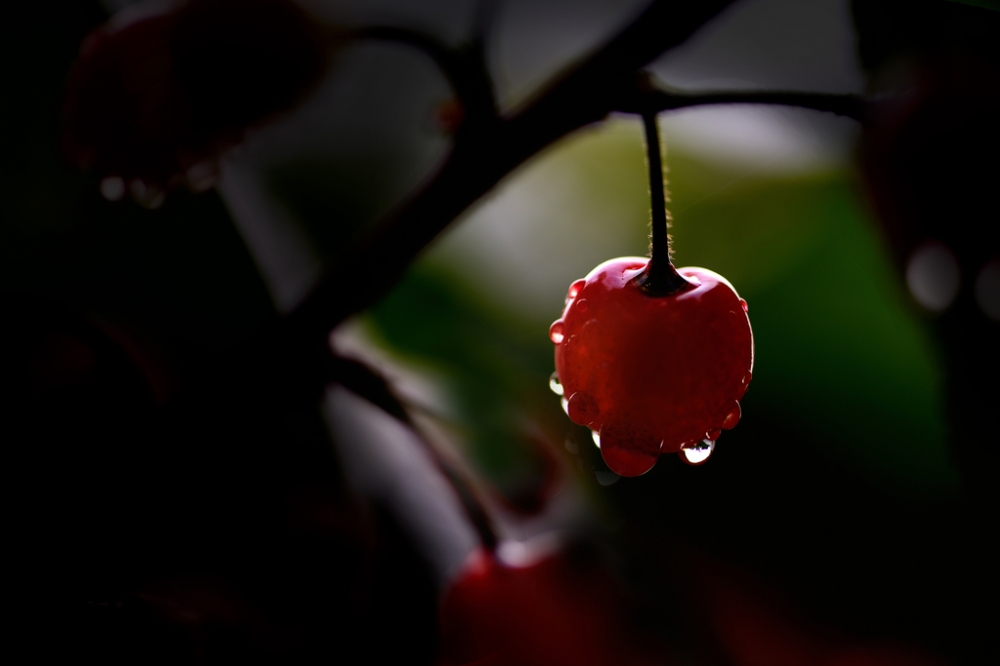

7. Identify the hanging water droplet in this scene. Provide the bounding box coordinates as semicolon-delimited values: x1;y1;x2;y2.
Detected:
549;371;564;396
185;162;217;192
906;241;960;312
680;439;714;465
549;320;565;344
100;176;125;201
598;425;660;476
975;258;1000;321
591;429;601;449
594;470;620;486
721;402;741;430
567;391;599;425
740;298;748;312
567;279;586;300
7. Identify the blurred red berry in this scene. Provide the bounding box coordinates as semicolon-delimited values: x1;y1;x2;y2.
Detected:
62;0;330;203
437;540;660;666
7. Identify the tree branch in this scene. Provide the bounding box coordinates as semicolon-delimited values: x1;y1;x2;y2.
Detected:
355;25;497;120
330;354;499;551
616;84;866;119
286;0;738;345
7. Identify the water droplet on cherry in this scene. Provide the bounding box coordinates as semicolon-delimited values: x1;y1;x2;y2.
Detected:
680;440;714;465
740;298;748;312
721;402;741;430
594;470;620;486
567;279;586;299
100;176;125;201
567;391;599;425
598;425;660;476
705;428;721;442
549;320;565;344
575;298;589;313
549;371;564;396
561;397;570;415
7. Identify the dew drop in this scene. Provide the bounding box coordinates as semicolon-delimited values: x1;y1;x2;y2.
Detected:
906;241;960;311
130;179;164;209
549;320;565;344
598;425;660;476
574;298;589;313
567;391;599;425
740;298;748;313
721;402;741;430
975;258;1000;321
567;279;586;300
591;429;601;449
705;428;721;442
595;470;620;486
185;161;217;192
100;176;125;201
548;371;564;396
680;440;714;465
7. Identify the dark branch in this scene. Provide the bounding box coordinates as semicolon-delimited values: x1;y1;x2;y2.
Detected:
617;85;867;120
355;25;497;119
330;354;499;551
286;0;737;343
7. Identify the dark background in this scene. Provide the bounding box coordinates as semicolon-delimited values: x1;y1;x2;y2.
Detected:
2;0;997;663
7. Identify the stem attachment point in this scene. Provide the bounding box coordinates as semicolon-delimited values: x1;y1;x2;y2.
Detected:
633;108;690;296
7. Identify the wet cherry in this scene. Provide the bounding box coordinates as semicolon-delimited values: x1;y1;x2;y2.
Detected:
551;258;753;476
547;103;753;477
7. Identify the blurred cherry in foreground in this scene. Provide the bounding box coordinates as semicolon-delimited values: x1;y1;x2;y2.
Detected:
438;537;661;666
62;0;331;204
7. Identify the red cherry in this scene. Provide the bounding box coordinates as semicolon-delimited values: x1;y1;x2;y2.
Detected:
62;0;329;198
437;541;660;666
551;257;753;477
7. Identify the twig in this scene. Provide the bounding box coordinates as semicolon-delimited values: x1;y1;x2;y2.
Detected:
355;24;497;120
330;355;499;551
616;84;866;120
285;0;738;345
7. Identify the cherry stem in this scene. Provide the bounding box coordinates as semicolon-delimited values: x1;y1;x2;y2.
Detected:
633;110;690;296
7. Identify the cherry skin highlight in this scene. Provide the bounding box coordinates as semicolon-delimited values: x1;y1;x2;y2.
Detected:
551;257;753;477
